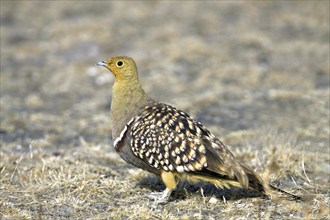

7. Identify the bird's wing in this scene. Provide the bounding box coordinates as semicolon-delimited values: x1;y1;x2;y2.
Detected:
129;102;250;188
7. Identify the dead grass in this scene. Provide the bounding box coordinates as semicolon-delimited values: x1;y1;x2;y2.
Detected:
1;1;329;219
1;132;329;219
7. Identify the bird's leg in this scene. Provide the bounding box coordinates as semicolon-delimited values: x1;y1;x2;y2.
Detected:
148;171;177;204
148;187;173;204
172;180;187;198
176;180;185;191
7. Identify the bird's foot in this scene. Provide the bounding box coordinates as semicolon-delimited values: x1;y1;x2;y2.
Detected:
148;188;172;205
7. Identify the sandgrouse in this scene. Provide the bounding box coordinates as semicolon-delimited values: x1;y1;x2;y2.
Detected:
97;56;301;203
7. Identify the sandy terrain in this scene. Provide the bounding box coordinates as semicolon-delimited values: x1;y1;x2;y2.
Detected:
1;1;329;219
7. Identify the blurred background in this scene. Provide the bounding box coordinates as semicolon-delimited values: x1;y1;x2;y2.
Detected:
1;1;328;150
0;1;329;219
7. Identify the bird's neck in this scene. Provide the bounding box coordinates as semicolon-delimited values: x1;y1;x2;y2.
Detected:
110;79;151;139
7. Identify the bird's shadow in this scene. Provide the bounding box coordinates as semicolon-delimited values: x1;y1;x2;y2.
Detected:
136;175;266;202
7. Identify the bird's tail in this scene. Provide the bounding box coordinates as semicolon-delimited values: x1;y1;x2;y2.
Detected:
268;184;303;201
241;164;303;201
240;163;265;191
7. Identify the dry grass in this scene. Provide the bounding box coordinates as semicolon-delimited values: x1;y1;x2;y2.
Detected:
1;1;329;219
1;132;329;219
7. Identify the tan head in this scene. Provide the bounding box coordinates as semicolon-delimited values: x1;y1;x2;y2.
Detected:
97;56;150;138
97;56;139;81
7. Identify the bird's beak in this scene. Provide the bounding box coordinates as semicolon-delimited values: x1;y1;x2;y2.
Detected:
97;61;106;66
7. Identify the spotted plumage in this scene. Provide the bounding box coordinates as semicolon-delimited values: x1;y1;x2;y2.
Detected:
129;102;209;172
97;56;302;203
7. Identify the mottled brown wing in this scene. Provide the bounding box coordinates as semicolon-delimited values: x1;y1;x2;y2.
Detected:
129;102;249;187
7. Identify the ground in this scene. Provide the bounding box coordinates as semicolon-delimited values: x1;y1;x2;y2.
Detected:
0;1;329;219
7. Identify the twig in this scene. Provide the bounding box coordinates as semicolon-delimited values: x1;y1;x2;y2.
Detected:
10;153;25;182
291;176;298;188
29;143;34;160
200;187;206;204
41;159;46;173
302;159;311;184
222;196;227;204
291;176;309;193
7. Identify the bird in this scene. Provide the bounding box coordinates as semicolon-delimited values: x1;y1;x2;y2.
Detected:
97;56;301;204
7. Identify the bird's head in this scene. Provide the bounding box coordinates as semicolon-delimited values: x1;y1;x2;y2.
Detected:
97;56;138;81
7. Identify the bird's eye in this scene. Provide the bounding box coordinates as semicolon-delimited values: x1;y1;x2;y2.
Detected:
116;61;124;67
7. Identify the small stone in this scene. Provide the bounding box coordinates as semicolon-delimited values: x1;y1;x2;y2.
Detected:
209;197;218;204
